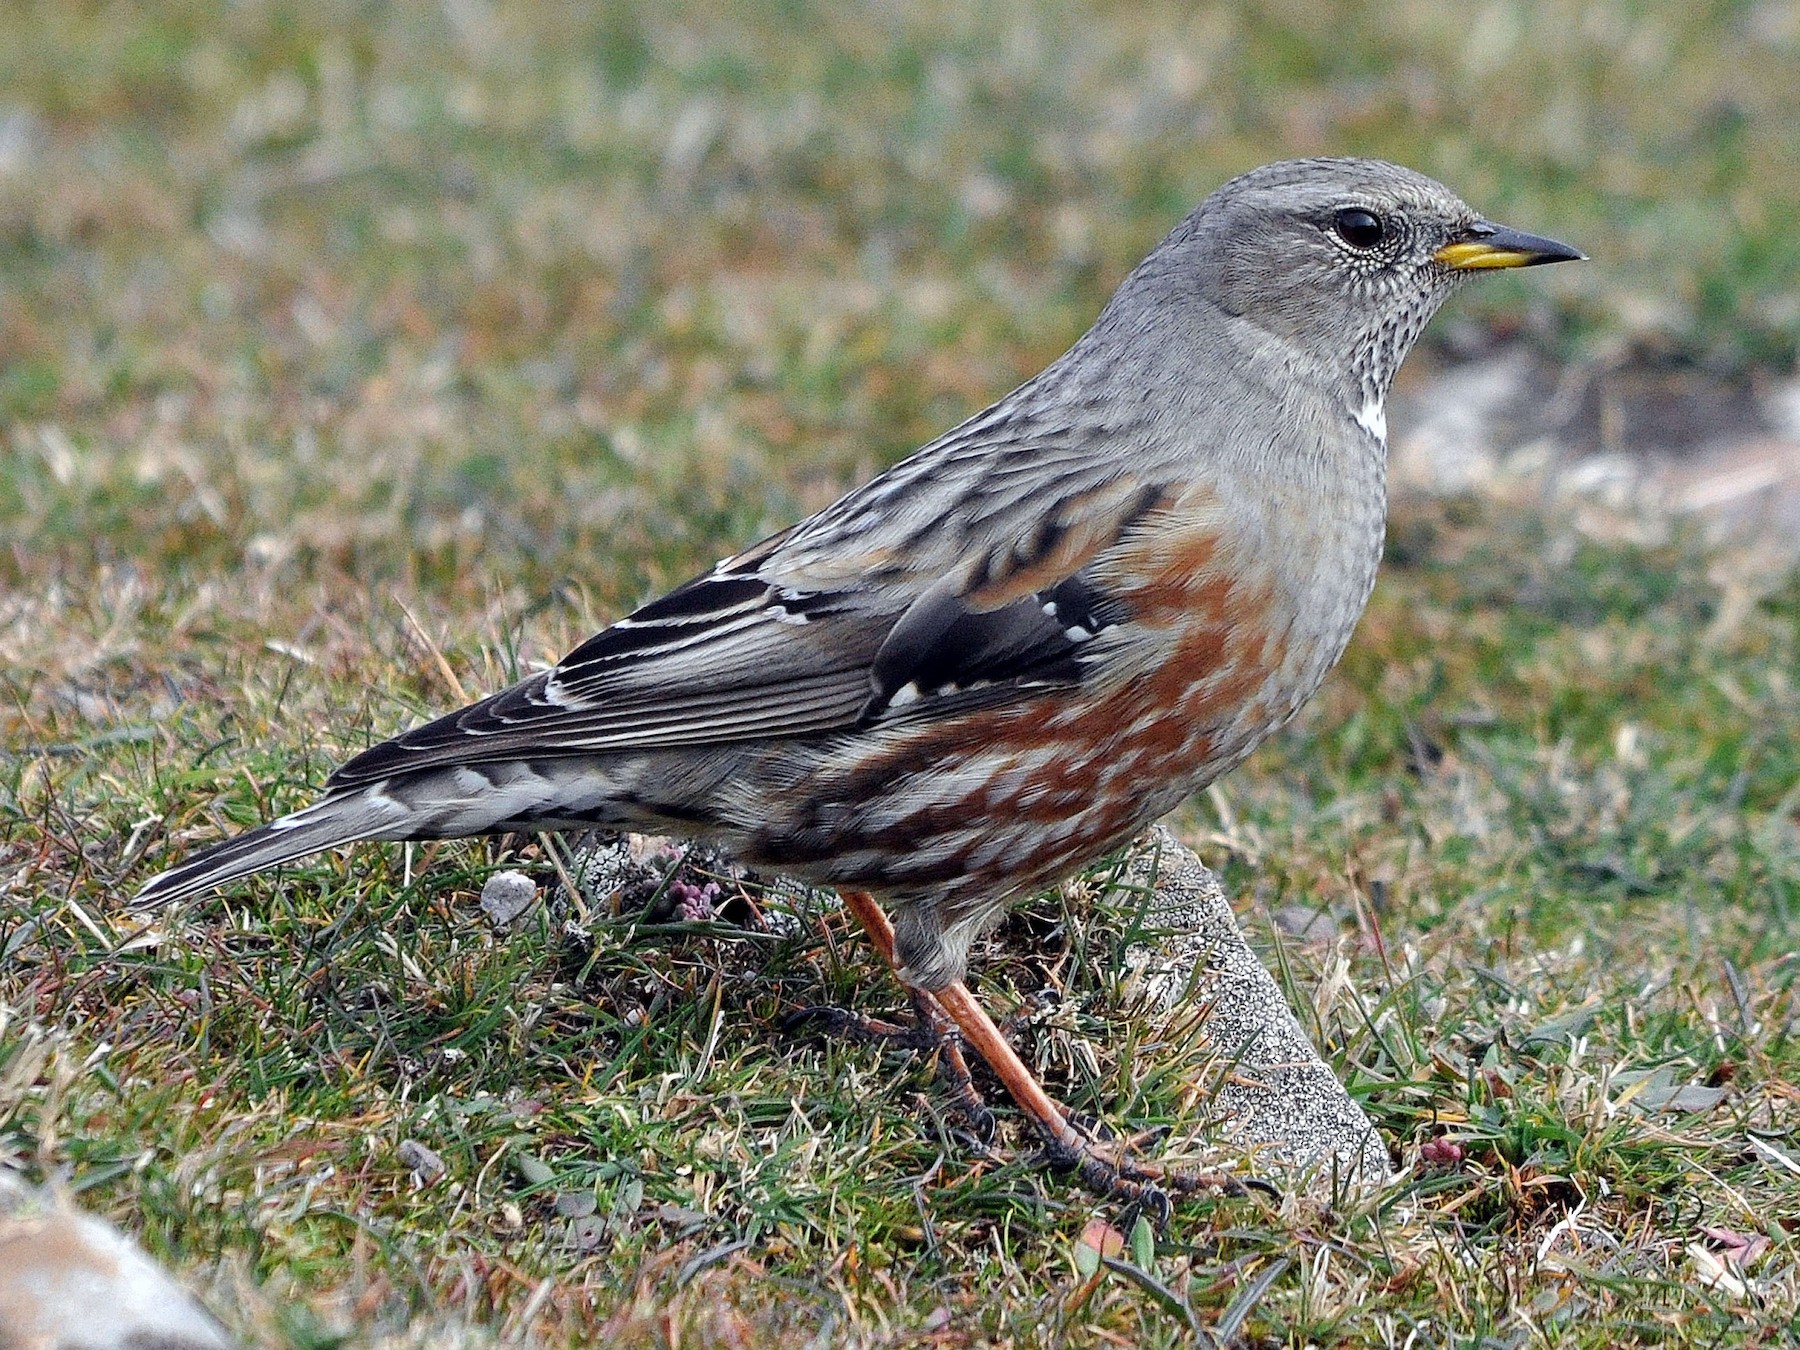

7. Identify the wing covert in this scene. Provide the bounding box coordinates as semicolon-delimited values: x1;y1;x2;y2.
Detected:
328;401;1177;789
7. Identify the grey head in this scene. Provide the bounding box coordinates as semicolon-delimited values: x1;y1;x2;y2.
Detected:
1130;157;1583;412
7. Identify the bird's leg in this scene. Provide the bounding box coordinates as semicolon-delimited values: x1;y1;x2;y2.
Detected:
903;985;996;1145
839;890;1250;1216
782;890;996;1143
837;887;899;964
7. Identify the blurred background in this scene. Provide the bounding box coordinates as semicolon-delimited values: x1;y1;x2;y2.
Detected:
3;0;1796;613
4;4;1800;1342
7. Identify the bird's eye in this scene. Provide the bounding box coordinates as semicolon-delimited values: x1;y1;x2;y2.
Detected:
1332;208;1386;249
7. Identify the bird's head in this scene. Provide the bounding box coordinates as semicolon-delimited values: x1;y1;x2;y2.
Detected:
1153;157;1584;407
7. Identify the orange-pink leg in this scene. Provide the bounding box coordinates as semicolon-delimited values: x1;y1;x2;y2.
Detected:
837;891;1248;1213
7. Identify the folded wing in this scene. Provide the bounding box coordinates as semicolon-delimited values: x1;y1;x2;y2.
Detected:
330;420;1171;789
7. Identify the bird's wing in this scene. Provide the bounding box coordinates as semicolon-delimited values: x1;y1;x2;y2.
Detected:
327;407;1173;790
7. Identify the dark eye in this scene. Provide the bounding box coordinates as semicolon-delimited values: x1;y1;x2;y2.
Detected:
1333;208;1385;249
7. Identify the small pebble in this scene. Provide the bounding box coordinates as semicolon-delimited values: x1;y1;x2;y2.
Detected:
479;870;537;926
396;1139;446;1182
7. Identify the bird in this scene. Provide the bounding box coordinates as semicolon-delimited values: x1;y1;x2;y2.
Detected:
132;158;1581;1206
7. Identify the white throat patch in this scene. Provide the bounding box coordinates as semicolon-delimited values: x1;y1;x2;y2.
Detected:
1353;396;1387;442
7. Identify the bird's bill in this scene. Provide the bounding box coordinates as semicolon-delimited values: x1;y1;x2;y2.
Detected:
1435;221;1586;270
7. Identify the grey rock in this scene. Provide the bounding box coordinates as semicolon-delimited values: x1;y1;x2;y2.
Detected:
1110;828;1392;1195
0;1175;238;1349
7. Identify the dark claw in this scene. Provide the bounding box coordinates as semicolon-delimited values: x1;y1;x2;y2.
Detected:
944;1094;997;1148
934;1062;996;1141
948;1123;995;1155
1124;1185;1174;1231
970;1106;997;1147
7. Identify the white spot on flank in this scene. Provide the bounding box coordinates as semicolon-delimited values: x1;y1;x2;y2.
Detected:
1353;396;1387;442
887;682;922;709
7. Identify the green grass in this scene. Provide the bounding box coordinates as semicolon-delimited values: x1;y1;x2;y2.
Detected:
4;1;1800;1344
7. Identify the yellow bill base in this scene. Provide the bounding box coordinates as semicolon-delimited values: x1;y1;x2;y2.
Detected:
1434;241;1541;270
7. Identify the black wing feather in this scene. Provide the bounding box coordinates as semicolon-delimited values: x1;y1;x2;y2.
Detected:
328;554;1132;787
859;572;1126;723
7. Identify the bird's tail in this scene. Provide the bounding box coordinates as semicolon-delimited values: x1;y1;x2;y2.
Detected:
129;788;412;911
129;757;651;911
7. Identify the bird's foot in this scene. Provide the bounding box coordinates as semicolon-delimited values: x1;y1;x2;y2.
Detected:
781;992;997;1147
781;1003;930;1049
1034;1116;1268;1224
